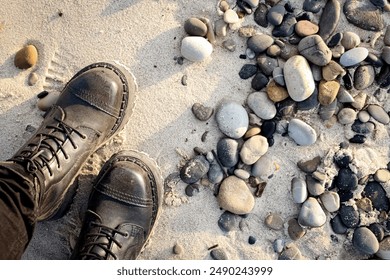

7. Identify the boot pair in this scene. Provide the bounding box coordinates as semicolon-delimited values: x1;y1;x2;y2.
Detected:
5;62;162;259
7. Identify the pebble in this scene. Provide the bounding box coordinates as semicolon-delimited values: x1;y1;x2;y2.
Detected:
320;191;340;212
327;32;343;48
303;0;324;13
306;175;325;196
247;91;277;120
376;64;390;88
216;101;249;139
376;237;390;259
288;218;307;240
322;61;345;81
330;214;348;234
173;243;184;255
266;79;288;102
234;169;251;180
291;177;308;203
336;168;358;191
288;118;317;146
374;169;390;183
334;153;351;168
208;162;224;184
244;127;261;139
217;176;255;215
257;55;278;76
278;244;303;260
254;3;269;28
222;39;236;52
339;205;360;228
358;111;370;123
272;13;297;37
224;9;240;24
240;135;269;165
298;35;332;66
364;182;390;212
382;47;390;65
284;55;315;102
297;156;321;173
251;72;269;91
181;36;213;62
246;48;256;59
273;239;285;253
351;92;367;110
385;26;390;46
353;227;380;255
251;154;275;179
338;108;357;125
367;104;389;125
264;213;284;230
267;44;281;57
366;53;383;67
239;64;258;79
318;0;341;41
215;19;228;37
272;67;285;86
210;248;229;260
354;65;375;90
318;80;340;106
185;184;200;197
37;91;60;111
297;88;319;111
248;236;257;245
332;45;345;59
192;103;214;121
217;138;239;168
339;47;369;67
295;20;318;37
218;211;241;232
243;0;259;9
247;34;274;54
349;134;366;144
219;1;230;13
351;120;374;134
14;45;38;69
184;18;208;36
343;0;384;31
341;31;361;50
28;72;39;86
369;223;385;242
319;100;337;120
180;155;210;184
337;87;354;103
267;5;285;26
298;197;327;228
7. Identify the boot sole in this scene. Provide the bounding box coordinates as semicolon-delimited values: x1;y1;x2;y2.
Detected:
43;61;138;221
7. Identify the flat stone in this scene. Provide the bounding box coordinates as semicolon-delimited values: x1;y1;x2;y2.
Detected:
14;45;38;69
327;32;343;48
318;80;340;106
297;88;319;111
267;44;281;57
337;87;354;103
184;18;208;36
339;205;360;228
234;169;251;180
322;61;346;81
291;177;308;203
351;91;367;110
180;155;210;184
265;213;284;230
358;111;370;123
222;39;236;52
295;20;319;37
244;127;261;139
376;237;390;260
192;103;214;121
243;0;259;9
267;5;285;26
254;3;269;28
341;31;361;50
303;0;324;13
374;169;390;183
320;191;340;212
356;197;373;212
306;175;325;196
181;36;213;62
216;101;249;139
273;239;285;253
339;47;368;67
247;91;277;120
284;55;315;102
240;135;269;165
266;79;289;102
288;118;317;146
298;197;327;228
173;243;184;255
351;120;374;134
247;34;274;54
353;227;380;255
364;181;390;212
218;211;241;232
338;108;357;125
298;35;332;66
217;176;255;215
288;218;307;240
367;104;389;125
344;0;384;31
369;223;385;242
217;138;239;168
354;65;375;90
318;0;341;40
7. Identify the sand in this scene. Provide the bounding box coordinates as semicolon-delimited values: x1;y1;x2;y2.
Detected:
0;0;389;260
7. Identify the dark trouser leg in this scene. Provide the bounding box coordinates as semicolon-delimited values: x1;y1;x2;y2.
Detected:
0;166;36;259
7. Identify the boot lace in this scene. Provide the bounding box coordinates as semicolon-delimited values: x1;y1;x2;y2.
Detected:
79;222;128;260
12;117;86;177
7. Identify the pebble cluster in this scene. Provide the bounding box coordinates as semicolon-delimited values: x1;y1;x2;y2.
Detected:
173;0;390;260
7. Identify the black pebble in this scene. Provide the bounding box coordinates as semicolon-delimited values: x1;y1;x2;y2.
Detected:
248;236;257;245
251;72;269;91
37;90;49;99
365;53;384;67
218;211;241;232
239;54;247;59
338;190;354;202
343;70;353;90
276;98;297;118
272;13;297;37
330;214;348;234
185;184;199;197
239;64;258;79
303;0;324;13
327;32;343;48
364;181;390;212
261;120;277;138
297;88;319;111
334;154;351;168
254;3;269;28
349;134;366;144
336;168;358;191
339;205;360;228
351;120;374;135
267;137;275;147
368;223;385;241
376;64;390;88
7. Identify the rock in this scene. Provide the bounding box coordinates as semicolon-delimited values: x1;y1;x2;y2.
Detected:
273;67;285;86
257;55;278;76
266;79;289;102
334;153;351;168
297;88;319;111
217;176;255;215
184;18;208;36
297;156;321;173
358;111;370;123
376;237;390;260
351;120;374;134
239;64;258;79
37;91;60;111
288;118;317;146
341;31;361;50
278;244;303;260
284;55;315;102
354;65;375;90
14;45;38;69
306;175;325;196
339;47;368;67
336;168;358;191
327;32;343;48
252;154;275;178
243;0;259;9
210;248;229;260
331;214;348;234
298;197;327;227
208;162;224;184
339;205;360;228
385;26;390;46
353;227;380;255
374;169;390;183
320;191;340;212
267;44;281;57
351;92;367;110
369;223;385;242
349;134;366;144
216;101;249;139
224;9;240;24
337;87;354;103
192;103;214;121
273;239;285;253
264;213;284;230
181;36;213;62
298;35;332;66
185;184;200;197
382;47;390;65
240;135;269;165
180;155;210;184
234;169;251;180
28;72;39;86
251;72;269;91
366;53;383;67
247;34;274;54
218;211;241;232
338;108;357;125
288;218;306;240
295;20;319;37
222;39;236;52
217;138;239;168
215;19;228;37
376;64;390;88
319;100;337;120
267;5;285;26
247;91;277;120
254;3;269;27
272;13;297;37
303;0;324;13
367;104;389;125
318;0;341;40
322;61;345;81
244;127;261;139
364;182;390;212
291;177;308;203
343;0;384;31
318;80;340;106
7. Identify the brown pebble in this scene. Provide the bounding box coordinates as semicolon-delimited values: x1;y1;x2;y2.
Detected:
264;213;284;230
318;80;340;105
295;20;319;37
288;218;306;240
244;127;261;139
297;156;321;173
322;61;346;81
266;79;289;102
14;45;38;69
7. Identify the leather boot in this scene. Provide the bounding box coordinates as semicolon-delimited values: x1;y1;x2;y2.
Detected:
71;150;163;260
3;62;137;221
